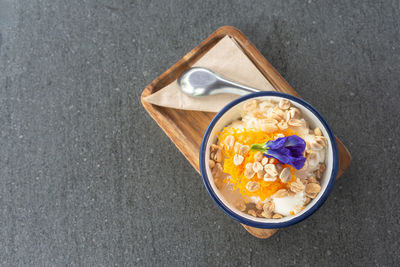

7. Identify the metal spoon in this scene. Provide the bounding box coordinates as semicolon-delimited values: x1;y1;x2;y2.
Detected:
178;67;260;96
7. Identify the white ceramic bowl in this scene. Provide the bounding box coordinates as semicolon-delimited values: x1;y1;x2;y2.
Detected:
199;92;338;228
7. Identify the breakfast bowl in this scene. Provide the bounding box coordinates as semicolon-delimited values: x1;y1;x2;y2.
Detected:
199;91;338;229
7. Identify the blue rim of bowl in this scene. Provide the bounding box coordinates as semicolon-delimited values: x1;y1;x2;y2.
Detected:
199;91;339;229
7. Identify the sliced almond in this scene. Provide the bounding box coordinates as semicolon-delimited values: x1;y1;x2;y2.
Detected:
290;178;305;193
243;100;258;112
254;151;264;162
272;213;283;219
272;106;286;119
244;168;255;179
261;157;269;166
238;145;250;156
304;197;311;205
224;135;235;149
279;167;291;183
214;148;223;163
245;163;253;169
277;120;288;130
314;127;322;136
286;107;301;121
257;169;266;179
278;99;291;110
264;164;278;177
305;183;321;198
246;181;260;192
234;142;242;153
233;154;244;166
274;189;289;198
288;119;303;127
263;201;275;213
252;162;263;172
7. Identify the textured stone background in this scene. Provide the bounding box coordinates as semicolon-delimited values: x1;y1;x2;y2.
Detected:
0;0;399;266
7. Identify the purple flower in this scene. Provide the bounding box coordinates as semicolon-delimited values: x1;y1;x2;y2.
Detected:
250;135;306;170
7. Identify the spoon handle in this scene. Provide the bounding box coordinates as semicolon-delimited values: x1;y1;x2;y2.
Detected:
215;78;260;95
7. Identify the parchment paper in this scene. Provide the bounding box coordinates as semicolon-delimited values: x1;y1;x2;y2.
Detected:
143;36;276;112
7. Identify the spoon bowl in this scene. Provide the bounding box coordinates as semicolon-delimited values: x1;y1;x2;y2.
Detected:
178;67;259;96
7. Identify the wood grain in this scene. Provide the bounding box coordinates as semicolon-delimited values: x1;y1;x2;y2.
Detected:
141;26;351;239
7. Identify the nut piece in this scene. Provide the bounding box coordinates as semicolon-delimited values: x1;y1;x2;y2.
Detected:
252;162;264;172
272;213;283;219
290;178;305;193
288;119;303;127
278;99;291;110
224;135;235;149
210;144;219;153
233;154;244;166
261;157;269;166
247;209;257;217
257;169;266;179
304;197;311;205
246;181;260;192
254;151;264;162
311;136;327;150
261;211;273;218
264;164;278;177
279;167;292;183
244;167;255;179
238;145;250;156
212;163;223;178
209;159;215;169
274;189;289;198
214;148;223;163
234;142;242;153
305;183;321;198
314;127;322;136
256;201;264;210
272;106;286;119
308;176;318;184
243;100;258;112
236;202;246;212
277;120;288;130
263;201;275;213
286;107;301;121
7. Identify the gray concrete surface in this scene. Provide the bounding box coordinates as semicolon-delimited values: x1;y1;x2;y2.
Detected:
0;0;399;266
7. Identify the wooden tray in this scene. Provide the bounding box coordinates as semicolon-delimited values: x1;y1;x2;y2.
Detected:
141;26;351;239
